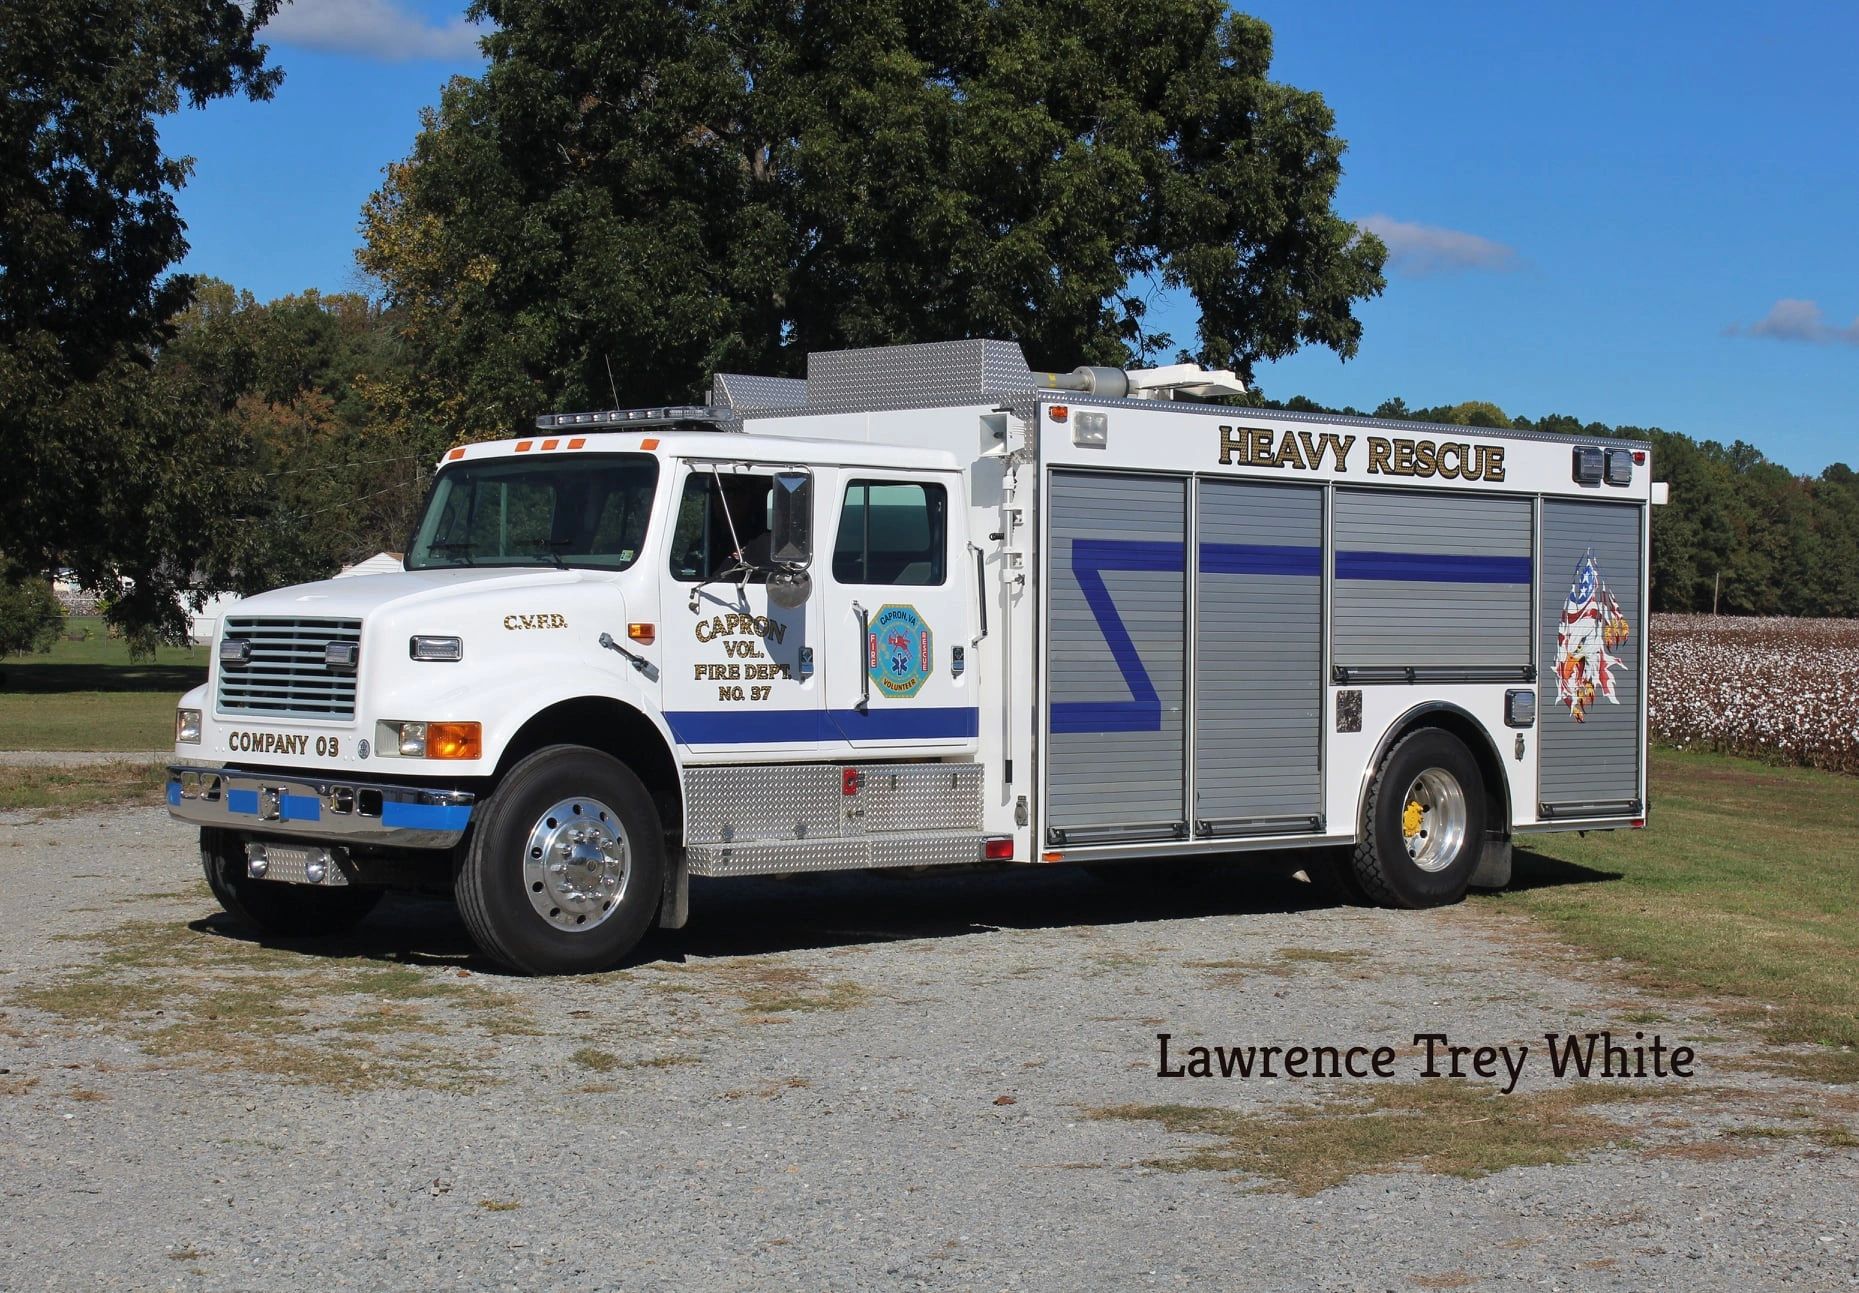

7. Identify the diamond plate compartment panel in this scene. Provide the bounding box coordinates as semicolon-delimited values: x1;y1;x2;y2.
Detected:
856;764;983;833
869;833;986;869
684;766;843;845
687;841;866;878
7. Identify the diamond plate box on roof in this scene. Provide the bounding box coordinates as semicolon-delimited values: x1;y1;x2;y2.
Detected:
803;339;1036;415
711;372;808;414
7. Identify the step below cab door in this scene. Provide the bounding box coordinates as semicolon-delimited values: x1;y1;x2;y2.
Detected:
819;471;979;754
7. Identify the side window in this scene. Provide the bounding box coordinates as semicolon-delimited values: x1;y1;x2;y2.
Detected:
832;480;946;586
669;471;775;583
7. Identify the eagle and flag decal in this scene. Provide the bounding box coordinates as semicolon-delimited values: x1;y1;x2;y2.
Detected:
1554;549;1631;722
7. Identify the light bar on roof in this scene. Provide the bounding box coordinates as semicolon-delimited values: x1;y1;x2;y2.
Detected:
533;405;731;430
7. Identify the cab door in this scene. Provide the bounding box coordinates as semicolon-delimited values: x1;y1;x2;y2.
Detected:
659;460;823;758
819;471;979;754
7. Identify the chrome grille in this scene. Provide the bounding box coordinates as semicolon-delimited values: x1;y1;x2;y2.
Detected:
216;617;361;721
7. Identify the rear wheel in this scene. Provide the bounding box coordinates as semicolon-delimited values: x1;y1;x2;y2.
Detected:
455;745;664;975
1348;729;1487;908
200;828;381;937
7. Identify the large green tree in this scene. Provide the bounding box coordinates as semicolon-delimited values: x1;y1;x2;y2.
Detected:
0;0;280;648
360;0;1386;437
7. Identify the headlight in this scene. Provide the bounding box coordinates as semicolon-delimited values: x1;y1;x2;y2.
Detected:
409;635;463;662
378;720;481;760
175;708;202;744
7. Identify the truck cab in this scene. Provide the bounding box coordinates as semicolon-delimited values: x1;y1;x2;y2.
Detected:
172;412;993;972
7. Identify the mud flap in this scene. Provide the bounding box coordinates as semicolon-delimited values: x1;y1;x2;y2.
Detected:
658;847;689;929
1470;836;1513;891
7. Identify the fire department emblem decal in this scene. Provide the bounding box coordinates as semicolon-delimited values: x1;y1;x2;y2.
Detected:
868;604;933;699
1554;550;1631;722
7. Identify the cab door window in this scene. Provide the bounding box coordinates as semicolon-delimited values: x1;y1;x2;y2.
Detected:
832;481;946;585
669;472;775;583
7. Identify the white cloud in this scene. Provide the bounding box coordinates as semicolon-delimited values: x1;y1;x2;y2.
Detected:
1731;298;1859;346
263;0;484;63
1356;214;1519;277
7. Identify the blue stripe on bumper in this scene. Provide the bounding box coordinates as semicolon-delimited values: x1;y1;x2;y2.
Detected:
381;801;474;833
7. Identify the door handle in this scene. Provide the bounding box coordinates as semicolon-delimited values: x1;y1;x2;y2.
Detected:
969;542;988;643
852;600;870;712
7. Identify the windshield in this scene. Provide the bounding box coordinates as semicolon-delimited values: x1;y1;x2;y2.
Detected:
407;454;660;571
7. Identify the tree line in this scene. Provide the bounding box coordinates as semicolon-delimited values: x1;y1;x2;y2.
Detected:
2;1;1851;654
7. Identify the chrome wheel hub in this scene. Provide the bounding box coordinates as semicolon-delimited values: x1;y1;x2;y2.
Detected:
1399;768;1467;873
523;797;630;932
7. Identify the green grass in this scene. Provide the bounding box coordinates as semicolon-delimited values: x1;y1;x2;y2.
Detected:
0;617;206;750
0;762;169;814
1091;1080;1670;1195
1484;747;1859;1081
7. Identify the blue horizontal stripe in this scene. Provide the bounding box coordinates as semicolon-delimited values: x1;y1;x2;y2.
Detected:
279;792;321;823
1199;543;1321;577
666;707;979;745
226;788;260;816
1051;703;1171;734
1336;551;1532;584
380;801;473;833
1070;538;1183;572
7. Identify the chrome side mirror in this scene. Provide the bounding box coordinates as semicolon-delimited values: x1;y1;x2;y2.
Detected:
769;470;813;568
767;471;813;609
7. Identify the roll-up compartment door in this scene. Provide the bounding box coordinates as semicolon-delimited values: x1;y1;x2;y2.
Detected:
1194;480;1324;835
1045;471;1187;844
1538;500;1644;816
1332;490;1534;675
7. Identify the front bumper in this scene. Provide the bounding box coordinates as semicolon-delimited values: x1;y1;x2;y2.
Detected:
166;765;475;850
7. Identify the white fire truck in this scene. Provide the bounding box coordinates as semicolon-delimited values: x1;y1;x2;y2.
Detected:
168;340;1661;974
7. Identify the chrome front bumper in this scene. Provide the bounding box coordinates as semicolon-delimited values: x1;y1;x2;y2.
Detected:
166;765;475;849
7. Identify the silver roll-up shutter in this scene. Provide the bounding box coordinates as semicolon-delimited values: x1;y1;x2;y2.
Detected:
1193;480;1323;834
1045;471;1187;844
1331;490;1534;675
1538;500;1644;814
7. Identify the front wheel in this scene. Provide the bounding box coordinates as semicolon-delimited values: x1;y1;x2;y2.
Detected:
1348;729;1488;908
455;746;665;975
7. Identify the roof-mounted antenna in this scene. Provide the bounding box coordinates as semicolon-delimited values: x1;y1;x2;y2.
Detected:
604;354;621;409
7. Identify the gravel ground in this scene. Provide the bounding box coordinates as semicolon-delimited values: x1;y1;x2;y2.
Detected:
0;806;1853;1292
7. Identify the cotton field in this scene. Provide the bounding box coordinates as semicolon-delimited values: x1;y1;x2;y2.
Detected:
1649;614;1859;775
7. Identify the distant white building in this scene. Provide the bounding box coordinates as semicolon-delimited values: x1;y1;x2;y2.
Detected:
335;551;405;579
189;591;243;645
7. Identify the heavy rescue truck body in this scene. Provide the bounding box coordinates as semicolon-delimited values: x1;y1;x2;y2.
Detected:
168;340;1660;973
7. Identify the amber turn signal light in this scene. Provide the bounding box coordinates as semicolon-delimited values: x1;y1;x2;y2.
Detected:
427;721;482;760
628;622;655;644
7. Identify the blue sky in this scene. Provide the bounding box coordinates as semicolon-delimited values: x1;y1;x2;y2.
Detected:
160;0;1857;473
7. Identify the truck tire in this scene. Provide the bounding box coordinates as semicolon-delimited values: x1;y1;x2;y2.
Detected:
200;828;381;937
1348;728;1487;908
455;745;664;975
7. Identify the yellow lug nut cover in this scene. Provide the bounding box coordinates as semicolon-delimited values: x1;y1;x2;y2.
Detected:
1402;801;1425;839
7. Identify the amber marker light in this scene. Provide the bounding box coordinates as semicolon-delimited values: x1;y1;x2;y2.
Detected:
641;437;660;450
427;722;482;760
1042;850;1064;862
446;447;466;461
628;623;656;645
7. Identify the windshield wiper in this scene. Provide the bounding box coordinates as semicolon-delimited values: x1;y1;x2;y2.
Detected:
529;539;577;569
425;540;475;566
